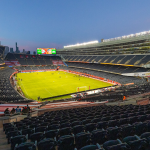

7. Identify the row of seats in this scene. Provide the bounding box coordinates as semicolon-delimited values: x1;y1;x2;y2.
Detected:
4;131;150;150
19;66;57;71
66;62;150;74
0;68;24;102
3;104;150;150
63;55;150;66
5;53;62;66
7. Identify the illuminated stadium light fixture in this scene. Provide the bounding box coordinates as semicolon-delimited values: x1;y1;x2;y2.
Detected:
64;40;99;48
103;30;150;42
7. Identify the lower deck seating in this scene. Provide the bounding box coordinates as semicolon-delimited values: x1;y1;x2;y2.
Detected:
0;68;24;102
60;65;145;85
3;104;150;150
67;62;150;74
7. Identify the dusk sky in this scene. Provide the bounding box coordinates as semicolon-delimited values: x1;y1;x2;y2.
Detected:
1;0;150;53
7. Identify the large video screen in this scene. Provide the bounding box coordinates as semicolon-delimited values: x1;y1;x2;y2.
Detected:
37;48;56;54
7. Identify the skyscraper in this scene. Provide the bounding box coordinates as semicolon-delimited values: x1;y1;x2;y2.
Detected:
10;48;13;53
33;51;36;55
4;46;9;55
23;49;26;54
16;42;20;53
26;51;30;54
16;42;17;52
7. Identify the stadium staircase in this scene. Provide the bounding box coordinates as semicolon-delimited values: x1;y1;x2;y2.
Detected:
70;56;75;61
117;56;126;64
63;62;68;67
98;57;104;63
74;57;78;61
125;55;135;64
134;55;146;66
87;57;91;62
110;56;118;63
104;56;112;63
82;56;86;61
92;57;96;62
0;128;10;150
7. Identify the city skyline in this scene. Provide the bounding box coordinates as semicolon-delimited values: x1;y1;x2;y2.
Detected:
0;0;150;52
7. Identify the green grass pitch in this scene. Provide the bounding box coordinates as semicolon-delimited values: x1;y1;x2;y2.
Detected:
16;71;113;101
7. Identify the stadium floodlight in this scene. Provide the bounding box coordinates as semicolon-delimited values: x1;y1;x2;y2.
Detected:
103;30;150;42
64;40;98;48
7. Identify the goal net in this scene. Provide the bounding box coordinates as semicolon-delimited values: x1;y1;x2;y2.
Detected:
76;86;88;92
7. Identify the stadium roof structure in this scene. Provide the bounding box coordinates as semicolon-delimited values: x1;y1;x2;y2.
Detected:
57;33;150;51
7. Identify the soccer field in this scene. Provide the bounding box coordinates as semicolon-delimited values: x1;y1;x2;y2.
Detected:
16;71;112;101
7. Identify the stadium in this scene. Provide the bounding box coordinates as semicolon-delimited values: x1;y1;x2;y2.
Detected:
1;1;150;149
1;32;150;150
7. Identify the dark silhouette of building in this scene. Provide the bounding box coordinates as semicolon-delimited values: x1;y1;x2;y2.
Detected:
10;48;13;53
26;51;30;54
16;42;20;53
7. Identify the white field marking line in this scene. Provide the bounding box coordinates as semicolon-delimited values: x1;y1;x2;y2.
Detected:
44;88;53;97
20;81;29;96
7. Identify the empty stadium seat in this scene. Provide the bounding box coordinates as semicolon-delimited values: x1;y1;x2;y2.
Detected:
75;132;91;149
14;142;36;150
80;144;103;150
37;138;56;150
103;139;122;150
58;135;74;150
123;135;148;150
10;135;27;150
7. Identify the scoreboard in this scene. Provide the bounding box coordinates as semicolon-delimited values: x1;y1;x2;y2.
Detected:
37;48;56;54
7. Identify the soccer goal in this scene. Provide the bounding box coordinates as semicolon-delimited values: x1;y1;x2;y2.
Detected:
76;86;88;92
